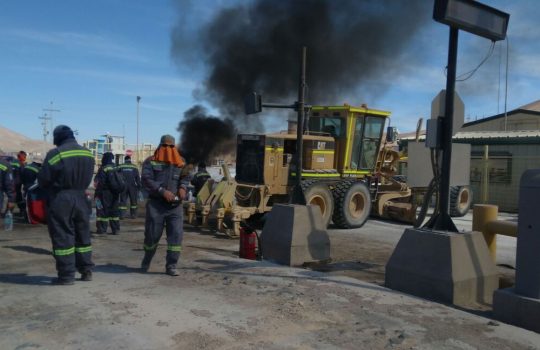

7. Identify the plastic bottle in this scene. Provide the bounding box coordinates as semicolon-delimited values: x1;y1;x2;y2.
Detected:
4;210;13;231
95;198;103;210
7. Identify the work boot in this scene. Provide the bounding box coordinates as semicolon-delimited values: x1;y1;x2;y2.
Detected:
166;268;179;276
140;252;154;272
81;271;93;281
51;278;75;286
141;250;156;272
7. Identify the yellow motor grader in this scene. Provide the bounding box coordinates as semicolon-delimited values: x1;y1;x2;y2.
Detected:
186;104;423;236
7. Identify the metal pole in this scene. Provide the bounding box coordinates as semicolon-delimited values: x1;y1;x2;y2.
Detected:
291;47;307;204
481;145;489;203
503;37;509;131
43;102;60;143
136;96;141;163
429;27;459;232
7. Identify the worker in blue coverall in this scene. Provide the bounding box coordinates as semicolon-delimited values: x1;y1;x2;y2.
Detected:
0;158;15;217
118;155;141;219
94;152;121;235
22;157;43;194
14;151;27;218
38;125;95;285
140;134;188;276
191;162;211;197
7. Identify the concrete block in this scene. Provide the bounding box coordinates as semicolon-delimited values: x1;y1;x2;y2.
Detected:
385;228;498;306
261;204;330;267
493;288;540;334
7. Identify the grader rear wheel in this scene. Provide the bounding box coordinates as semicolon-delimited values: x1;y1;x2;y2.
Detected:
332;181;371;229
301;181;334;227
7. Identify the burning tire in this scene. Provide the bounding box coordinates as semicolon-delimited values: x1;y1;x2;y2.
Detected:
332;181;371;229
450;185;472;217
302;181;334;227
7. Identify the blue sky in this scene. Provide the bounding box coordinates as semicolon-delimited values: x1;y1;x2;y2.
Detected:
0;0;538;146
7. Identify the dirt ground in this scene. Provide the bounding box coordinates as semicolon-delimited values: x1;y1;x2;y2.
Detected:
0;214;538;350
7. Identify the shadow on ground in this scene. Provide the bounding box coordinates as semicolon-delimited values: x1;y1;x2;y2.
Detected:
3;246;51;255
93;263;159;274
0;273;51;286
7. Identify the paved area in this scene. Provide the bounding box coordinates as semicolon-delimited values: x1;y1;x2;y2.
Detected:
0;213;537;350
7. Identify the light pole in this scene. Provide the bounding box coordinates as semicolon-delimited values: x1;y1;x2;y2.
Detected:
136;96;141;163
43;101;60;143
429;0;510;231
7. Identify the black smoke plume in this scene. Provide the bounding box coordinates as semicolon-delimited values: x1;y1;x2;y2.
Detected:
172;0;429;129
172;0;429;161
177;105;236;164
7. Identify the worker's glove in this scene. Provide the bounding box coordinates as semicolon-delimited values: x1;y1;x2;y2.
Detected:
7;202;15;211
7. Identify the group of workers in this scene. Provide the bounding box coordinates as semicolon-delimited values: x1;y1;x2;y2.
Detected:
0;150;44;220
0;125;213;285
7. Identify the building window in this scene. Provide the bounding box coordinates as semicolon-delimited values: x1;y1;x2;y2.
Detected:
470;151;512;184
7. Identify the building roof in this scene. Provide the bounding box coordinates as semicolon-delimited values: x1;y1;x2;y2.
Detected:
454;130;540;141
518;99;540;112
462;99;540;128
400;130;540;145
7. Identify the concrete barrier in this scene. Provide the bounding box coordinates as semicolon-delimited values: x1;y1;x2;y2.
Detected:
260;204;330;267
493;169;540;333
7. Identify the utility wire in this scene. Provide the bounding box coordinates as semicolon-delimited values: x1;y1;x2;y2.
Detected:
455;41;495;81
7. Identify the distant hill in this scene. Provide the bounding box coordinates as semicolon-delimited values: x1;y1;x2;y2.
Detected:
0;125;53;156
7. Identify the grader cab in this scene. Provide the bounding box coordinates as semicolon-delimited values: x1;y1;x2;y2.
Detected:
186;104;422;236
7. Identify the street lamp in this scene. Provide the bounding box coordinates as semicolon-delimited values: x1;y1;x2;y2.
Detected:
429;0;509;231
245;47;308;204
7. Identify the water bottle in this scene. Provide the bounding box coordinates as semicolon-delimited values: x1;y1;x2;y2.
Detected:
96;198;103;210
4;210;13;231
188;189;194;202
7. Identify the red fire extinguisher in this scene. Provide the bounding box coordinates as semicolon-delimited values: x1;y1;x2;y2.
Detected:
239;225;258;260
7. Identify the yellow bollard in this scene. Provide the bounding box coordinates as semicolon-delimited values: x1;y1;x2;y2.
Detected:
472;204;498;261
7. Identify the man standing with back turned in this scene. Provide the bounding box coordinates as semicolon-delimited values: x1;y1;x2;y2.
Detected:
191;162;211;197
118;155;141;219
0;157;15;217
38;125;95;285
140;135;188;276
